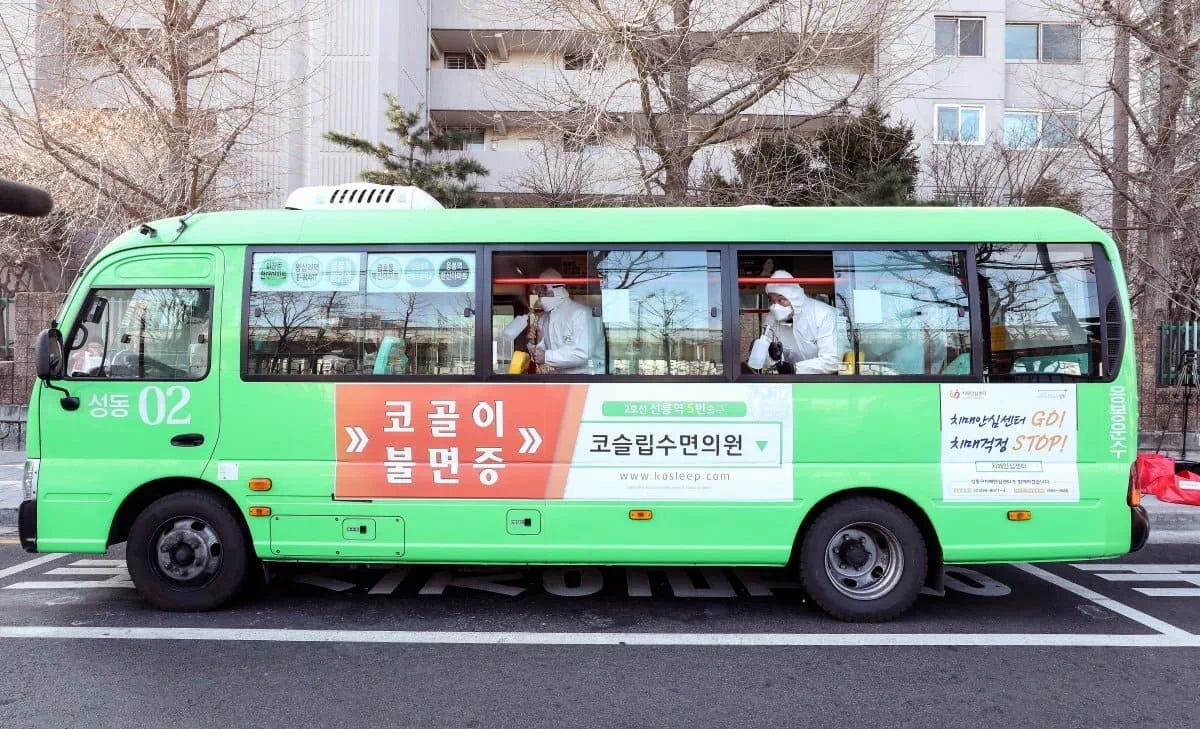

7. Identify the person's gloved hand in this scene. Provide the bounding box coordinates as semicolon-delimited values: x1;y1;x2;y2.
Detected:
768;340;782;361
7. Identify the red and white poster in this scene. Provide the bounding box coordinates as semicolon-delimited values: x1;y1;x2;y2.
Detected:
335;383;794;501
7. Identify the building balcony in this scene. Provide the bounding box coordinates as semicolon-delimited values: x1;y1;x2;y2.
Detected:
429;68;868;126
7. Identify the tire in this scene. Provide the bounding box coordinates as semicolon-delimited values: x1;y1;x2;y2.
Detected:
126;489;251;611
798;497;928;622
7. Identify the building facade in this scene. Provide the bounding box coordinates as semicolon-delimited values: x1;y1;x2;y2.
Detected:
0;0;1114;211
279;1;1113;213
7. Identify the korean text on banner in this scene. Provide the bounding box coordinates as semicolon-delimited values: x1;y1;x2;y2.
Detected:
940;384;1079;502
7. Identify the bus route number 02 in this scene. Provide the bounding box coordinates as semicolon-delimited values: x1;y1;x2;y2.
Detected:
138;385;192;426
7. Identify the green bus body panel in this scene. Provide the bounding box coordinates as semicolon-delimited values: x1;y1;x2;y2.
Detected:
34;247;223;553
30;206;1138;566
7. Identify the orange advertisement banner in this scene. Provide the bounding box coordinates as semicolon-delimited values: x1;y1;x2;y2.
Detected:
335;384;586;499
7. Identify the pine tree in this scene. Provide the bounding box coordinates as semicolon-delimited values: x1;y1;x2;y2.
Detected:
324;95;489;208
708;104;919;207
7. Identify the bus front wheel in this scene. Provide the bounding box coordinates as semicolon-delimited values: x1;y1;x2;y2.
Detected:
126;489;251;611
799;497;927;622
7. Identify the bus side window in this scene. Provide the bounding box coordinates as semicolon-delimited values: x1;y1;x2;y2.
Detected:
491;249;723;377
66;287;212;381
976;244;1100;379
737;249;972;377
833;250;972;376
245;251;477;377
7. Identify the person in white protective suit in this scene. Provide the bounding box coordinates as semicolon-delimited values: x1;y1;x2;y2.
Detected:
497;268;597;374
749;269;842;374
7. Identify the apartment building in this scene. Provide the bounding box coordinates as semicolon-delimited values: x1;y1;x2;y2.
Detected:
0;1;1113;214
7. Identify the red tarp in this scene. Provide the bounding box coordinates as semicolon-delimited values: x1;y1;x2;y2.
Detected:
1135;453;1200;506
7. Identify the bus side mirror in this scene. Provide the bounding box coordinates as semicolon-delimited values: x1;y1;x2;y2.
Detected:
35;328;79;411
35;328;64;380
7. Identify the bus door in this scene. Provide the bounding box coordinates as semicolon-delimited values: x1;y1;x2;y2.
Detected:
37;247;223;550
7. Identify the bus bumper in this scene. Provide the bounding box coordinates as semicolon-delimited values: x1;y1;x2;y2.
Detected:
18;500;36;553
1130;505;1149;553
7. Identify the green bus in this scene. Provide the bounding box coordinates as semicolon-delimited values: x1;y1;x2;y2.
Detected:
19;184;1147;621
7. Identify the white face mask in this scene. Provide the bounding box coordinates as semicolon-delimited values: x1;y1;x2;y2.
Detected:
540;293;564;312
770;303;792;322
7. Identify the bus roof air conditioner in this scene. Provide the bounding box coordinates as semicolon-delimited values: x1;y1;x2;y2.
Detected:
284;183;444;210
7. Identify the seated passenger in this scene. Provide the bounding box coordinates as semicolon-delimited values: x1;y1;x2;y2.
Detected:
756;270;842;375
499;268;596;374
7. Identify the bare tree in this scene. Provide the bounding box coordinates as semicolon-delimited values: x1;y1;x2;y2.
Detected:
924;132;1083;210
505;140;604;206
1057;0;1200;319
478;0;932;204
0;0;322;292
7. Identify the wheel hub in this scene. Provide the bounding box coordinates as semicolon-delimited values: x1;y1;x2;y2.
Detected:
824;522;904;601
835;536;871;571
154;518;222;585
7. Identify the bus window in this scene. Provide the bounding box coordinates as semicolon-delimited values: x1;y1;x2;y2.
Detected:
738;251;844;375
245;251;476;377
976;243;1100;378
66;287;211;380
492;249;723;376
834;250;972;376
738;249;971;376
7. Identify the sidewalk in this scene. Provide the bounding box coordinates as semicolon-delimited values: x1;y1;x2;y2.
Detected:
0;450;22;525
0;451;1198;540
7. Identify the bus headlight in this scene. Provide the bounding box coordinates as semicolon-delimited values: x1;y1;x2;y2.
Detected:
21;459;39;502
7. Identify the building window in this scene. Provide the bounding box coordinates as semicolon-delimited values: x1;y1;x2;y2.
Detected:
1005;23;1081;62
1003;111;1079;148
935;104;984;144
443;127;486;152
564;51;601;71
933;188;984;207
562;130;602;152
444;53;484;70
246;252;477;377
1042;24;1082;61
935;17;985;58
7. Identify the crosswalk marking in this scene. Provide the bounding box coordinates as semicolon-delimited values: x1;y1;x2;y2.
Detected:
46;567;127;576
1071;563;1200;600
4;558;132;589
5;578;134;589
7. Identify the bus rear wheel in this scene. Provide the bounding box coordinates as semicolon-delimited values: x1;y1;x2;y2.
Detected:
126;490;251;611
799;497;927;622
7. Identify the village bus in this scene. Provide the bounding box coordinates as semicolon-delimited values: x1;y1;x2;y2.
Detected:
19;184;1147;622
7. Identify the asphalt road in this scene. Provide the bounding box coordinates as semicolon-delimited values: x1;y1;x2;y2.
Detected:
1;534;1199;729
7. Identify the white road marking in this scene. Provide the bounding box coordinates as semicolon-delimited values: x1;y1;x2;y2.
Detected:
1072;564;1200;573
0;626;1197;647
1134;588;1200;597
1014;563;1192;637
46;567;127;576
0;553;66;581
68;559;125;568
5;577;134;589
1071;564;1200;599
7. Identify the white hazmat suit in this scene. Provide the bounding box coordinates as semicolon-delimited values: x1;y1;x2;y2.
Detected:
499;269;596;374
760;270;841;374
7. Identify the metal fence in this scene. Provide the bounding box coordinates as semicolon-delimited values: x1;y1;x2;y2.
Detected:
1156;321;1200;386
